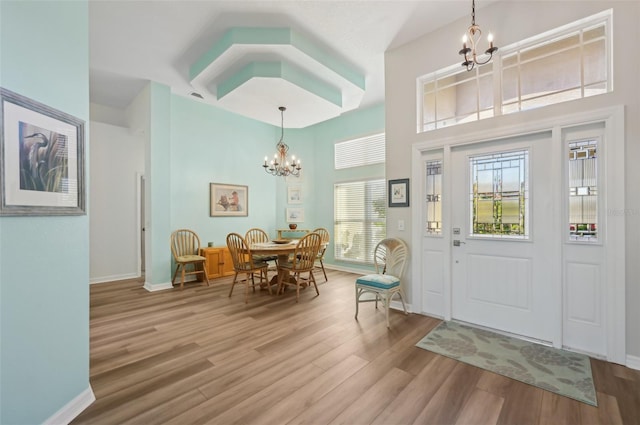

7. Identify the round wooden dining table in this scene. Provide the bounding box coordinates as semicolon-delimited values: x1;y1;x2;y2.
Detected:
249;240;299;287
250;240;298;262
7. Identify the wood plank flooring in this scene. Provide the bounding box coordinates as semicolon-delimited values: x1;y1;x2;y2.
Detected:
72;270;639;424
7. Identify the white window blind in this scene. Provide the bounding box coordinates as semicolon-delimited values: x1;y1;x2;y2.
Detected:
335;133;385;169
334;179;386;264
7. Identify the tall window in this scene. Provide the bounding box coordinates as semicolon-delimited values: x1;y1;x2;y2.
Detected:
418;10;611;133
334;179;386;264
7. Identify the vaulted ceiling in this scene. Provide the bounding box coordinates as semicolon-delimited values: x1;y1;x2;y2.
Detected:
89;0;496;128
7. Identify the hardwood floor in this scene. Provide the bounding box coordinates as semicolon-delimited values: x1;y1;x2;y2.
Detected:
73;270;639;424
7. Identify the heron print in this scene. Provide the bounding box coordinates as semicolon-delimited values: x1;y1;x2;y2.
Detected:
19;121;68;193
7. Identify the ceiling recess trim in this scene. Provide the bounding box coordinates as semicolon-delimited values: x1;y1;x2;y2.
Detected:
190;27;365;89
217;61;342;107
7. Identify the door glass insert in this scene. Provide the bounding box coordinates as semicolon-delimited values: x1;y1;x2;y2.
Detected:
469;150;529;238
568;140;598;242
425;160;442;235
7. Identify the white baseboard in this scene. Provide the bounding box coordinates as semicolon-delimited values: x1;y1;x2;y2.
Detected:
390;300;414;314
43;385;95;425
324;263;369;275
90;272;139;284
143;281;174;292
626;354;640;370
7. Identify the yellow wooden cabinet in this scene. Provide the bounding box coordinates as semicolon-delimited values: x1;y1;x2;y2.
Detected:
199;247;235;279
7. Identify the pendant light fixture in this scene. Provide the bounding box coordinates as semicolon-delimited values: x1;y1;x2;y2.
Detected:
459;0;498;71
262;106;301;177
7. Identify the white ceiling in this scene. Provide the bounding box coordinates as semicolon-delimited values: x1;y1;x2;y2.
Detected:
89;0;493;127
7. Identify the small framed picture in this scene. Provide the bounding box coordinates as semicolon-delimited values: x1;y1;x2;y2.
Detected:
287;186;302;204
0;87;86;215
388;178;410;207
286;207;304;223
210;183;248;217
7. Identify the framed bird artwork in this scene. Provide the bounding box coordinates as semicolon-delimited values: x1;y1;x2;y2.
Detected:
0;87;86;216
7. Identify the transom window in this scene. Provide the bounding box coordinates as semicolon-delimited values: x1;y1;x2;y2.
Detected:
469;150;529;239
418;10;611;133
502;22;608;114
334;133;385;169
422;65;494;131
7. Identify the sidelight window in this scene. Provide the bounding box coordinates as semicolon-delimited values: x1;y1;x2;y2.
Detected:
568;140;598;242
425;160;443;235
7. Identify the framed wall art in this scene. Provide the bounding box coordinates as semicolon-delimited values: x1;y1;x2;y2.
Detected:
210;183;248;217
388;178;410;207
286;207;304;223
0;87;86;216
287;185;302;204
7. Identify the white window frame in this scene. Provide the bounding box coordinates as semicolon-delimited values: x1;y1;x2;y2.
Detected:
416;9;612;134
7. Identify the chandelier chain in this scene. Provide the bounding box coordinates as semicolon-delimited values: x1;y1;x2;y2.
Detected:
471;0;475;26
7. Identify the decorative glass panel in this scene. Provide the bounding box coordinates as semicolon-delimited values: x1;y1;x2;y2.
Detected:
469;150;529;238
425;160;442;235
568;140;598;242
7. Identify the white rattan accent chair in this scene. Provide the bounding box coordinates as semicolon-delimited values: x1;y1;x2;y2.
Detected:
355;238;408;328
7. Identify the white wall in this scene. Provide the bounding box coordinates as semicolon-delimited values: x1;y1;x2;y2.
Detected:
89;120;145;283
385;1;640;357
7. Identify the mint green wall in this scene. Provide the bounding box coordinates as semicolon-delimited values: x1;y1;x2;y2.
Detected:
148;83;172;284
0;1;90;424
168;99;384;270
307;104;386;272
170;96;278;243
274;127;316;230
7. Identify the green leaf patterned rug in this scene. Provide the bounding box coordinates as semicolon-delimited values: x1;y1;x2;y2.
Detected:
416;321;597;406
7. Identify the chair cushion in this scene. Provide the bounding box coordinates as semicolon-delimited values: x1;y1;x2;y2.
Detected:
236;261;268;271
356;274;400;289
176;255;206;262
278;261;294;271
253;254;278;262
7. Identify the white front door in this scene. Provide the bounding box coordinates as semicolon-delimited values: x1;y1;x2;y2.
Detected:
450;132;559;343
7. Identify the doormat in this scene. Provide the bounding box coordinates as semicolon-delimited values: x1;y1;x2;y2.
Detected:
416;321;597;406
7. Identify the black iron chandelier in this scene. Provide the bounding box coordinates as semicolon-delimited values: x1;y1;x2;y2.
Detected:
262;106;301;177
459;0;498;71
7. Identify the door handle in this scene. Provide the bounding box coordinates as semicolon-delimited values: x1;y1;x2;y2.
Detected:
453;240;466;247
